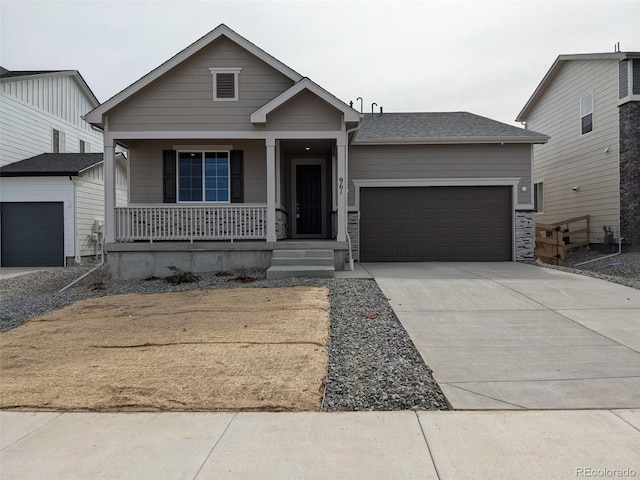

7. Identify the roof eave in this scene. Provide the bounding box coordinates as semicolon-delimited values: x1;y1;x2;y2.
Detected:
353;136;549;145
0;171;80;177
516;52;635;121
86;24;303;126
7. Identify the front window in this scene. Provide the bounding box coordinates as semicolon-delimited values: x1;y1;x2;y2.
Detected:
178;151;230;202
580;93;593;135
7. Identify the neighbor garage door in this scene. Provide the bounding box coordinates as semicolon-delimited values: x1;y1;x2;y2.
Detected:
360;186;512;262
0;202;65;267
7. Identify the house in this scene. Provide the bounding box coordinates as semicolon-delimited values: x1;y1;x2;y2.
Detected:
516;52;640;250
84;24;547;279
0;153;128;266
0;68;128;266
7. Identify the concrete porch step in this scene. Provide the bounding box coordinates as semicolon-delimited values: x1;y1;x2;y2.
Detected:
266;265;335;280
266;249;335;279
270;249;335;267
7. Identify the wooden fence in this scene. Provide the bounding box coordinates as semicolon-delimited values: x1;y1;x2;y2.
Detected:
534;215;590;265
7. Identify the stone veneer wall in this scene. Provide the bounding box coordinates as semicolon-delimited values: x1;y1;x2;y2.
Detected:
276;209;288;240
619;101;640;250
347;211;360;260
515;210;535;261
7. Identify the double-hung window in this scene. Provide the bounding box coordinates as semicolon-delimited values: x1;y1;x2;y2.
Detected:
178;151;230;202
534;182;544;213
580;93;593;135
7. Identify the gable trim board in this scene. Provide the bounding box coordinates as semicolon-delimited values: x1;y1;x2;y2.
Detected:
85;24;303;127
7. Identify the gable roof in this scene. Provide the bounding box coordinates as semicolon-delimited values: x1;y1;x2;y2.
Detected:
0;69;100;107
353;112;548;145
516;51;640;122
251;77;360;124
85;24;304;127
0;153;104;177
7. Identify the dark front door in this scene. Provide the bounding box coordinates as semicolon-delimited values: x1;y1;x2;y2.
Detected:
296;164;323;236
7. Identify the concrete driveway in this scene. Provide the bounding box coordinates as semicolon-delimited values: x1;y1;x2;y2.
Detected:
363;262;640;410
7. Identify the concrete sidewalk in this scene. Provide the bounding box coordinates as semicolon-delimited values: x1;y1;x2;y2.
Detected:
1;410;638;479
363;262;640;410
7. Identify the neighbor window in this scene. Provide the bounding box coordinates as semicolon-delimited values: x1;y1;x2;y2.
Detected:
209;68;242;101
79;140;89;153
580;93;593;135
178;151;230;202
534;182;544;213
52;128;65;153
619;59;640;100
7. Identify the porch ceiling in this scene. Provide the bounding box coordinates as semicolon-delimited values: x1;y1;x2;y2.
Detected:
280;139;334;156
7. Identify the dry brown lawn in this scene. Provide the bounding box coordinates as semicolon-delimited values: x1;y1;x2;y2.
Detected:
1;286;329;411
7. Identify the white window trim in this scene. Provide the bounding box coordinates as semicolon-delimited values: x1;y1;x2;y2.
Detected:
618;59;640;104
209;67;242;102
176;150;231;204
579;92;594;136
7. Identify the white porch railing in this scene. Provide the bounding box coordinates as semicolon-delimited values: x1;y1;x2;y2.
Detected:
115;205;268;242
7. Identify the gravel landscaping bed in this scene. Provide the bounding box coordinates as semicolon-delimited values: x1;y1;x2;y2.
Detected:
533;251;640;290
0;264;448;412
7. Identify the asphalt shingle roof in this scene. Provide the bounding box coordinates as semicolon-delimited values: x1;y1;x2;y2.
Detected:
354;112;548;143
0;153;103;177
0;70;67;79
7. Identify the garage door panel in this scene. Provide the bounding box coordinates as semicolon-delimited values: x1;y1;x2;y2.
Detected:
360;186;512;262
1;202;64;267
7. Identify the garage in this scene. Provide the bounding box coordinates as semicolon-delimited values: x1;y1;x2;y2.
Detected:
1;202;65;267
360;186;512;262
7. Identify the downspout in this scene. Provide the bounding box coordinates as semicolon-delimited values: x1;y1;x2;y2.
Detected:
345;121;362;271
70;176;81;265
59;236;104;292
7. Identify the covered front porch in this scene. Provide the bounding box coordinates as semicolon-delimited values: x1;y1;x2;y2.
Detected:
103;136;351;278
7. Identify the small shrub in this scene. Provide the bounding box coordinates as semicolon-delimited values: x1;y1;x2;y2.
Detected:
164;266;199;285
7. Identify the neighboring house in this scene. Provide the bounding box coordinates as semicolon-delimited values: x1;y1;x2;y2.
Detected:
85;24;547;279
0;153;128;266
516;52;640;250
0;68;128;266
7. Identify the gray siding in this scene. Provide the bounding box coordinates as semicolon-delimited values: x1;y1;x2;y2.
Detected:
129;140;266;204
348;143;532;206
525;59;620;243
108;36;295;132
264;90;342;131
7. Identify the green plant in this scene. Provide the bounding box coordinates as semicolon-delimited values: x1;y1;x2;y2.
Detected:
164;266;200;284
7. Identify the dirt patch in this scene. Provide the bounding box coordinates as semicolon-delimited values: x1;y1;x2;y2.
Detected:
1;287;329;412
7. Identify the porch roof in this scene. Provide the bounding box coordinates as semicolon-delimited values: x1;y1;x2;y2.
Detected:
353;112;549;145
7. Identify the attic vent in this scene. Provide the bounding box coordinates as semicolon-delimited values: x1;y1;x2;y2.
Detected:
217;73;235;98
209;67;242;102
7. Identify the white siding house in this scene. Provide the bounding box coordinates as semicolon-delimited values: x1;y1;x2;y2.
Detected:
517;52;640;249
0;68;128;266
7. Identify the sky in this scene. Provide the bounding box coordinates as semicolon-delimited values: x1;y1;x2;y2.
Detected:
1;0;639;126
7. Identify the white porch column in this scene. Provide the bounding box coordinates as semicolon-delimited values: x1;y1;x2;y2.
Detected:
104;142;116;243
336;139;347;242
266;139;277;242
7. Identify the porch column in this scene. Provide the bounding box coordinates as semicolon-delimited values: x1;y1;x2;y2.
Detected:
266;139;277;242
336;140;347;242
104;142;116;243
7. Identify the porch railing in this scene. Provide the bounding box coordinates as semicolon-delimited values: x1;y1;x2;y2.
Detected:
115;205;267;242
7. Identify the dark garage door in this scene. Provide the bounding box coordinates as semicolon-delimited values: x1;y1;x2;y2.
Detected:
1;202;64;267
360;186;512;262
